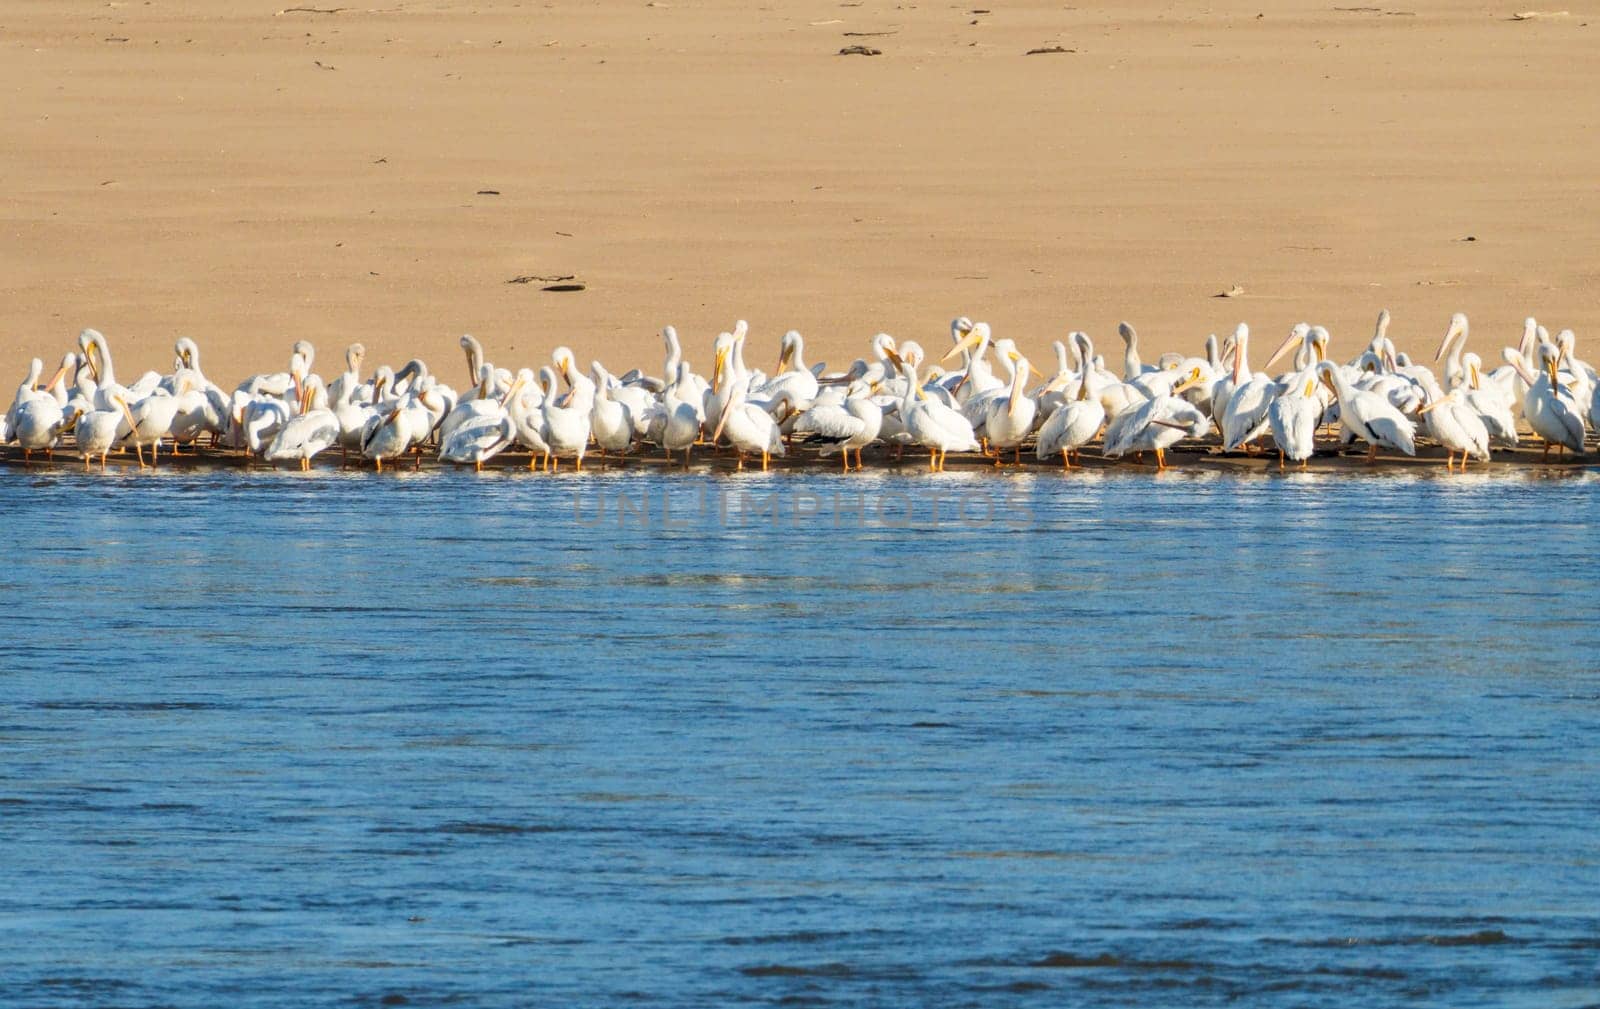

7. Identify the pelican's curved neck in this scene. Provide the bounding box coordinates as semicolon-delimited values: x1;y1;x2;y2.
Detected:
662;329;682;379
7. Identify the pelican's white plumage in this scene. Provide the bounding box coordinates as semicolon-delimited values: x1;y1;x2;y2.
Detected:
1267;369;1322;469
1316;361;1415;459
892;352;979;471
1035;374;1105;469
794;380;883;471
1418;387;1490;469
1505;344;1584;459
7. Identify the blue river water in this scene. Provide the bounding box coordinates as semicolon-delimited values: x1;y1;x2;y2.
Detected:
1;466;1597;1007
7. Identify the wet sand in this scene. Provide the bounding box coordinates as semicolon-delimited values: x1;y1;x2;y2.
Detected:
3;1;1598;388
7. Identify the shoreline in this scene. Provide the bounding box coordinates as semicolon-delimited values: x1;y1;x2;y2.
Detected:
3;440;1589;477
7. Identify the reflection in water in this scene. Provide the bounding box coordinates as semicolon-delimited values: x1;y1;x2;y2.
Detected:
0;469;1597;1007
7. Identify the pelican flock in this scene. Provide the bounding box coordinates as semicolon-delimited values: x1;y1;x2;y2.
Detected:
2;313;1595;473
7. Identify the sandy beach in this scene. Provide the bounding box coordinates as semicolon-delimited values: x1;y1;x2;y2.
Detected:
4;1;1597;387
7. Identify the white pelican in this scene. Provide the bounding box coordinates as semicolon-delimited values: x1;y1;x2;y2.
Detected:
510;367;556;470
14;393;71;463
439;411;516;471
751;330;821;413
889;349;979;472
439;372;522;471
234;392;292;456
333;367;380;463
73;395;140;470
439;363;502;446
543;347;595;470
943;320;1003;401
264;377;340;470
983;352;1039;465
1035;340;1076;417
711;373;786;470
1208;323;1252;426
794;379;883;471
595;361;655;437
1417;386;1490;470
327;343;367;408
120;382;189;467
76;331;123;407
458;334;510;396
1456;352;1518;445
3;358;46;443
1315;360;1415;461
1103;369;1211;470
702;332;741;435
168;338;229;452
1035;369;1106;470
1502;344;1584;460
1267;368;1322;470
658;362;704;466
1433;313;1473;389
362;387;440;471
1222;323;1302;451
589;363;636;460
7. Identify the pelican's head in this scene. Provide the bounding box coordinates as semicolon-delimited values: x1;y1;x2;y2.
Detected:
777;330;801;371
1461;352;1483;389
1519;318;1538;356
1309;326;1330;361
348;342;366;371
1374;308;1392;342
943;324;989;363
81;335;103;382
1172;366;1206;396
1537;341;1562;385
1556;328;1577;364
900;341;925;368
78;328;104;357
1263;322;1311;372
1434;313;1467;362
552;346;578;386
1069;330;1093;364
951;317;974;340
498;369;530;407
